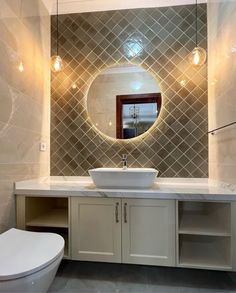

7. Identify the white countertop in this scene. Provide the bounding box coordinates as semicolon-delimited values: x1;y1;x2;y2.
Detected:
14;176;236;201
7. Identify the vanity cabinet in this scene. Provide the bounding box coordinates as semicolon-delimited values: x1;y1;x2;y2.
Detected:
70;197;176;266
16;193;236;271
71;197;122;263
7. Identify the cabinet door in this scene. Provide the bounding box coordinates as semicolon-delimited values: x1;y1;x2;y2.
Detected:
122;199;176;266
71;197;122;263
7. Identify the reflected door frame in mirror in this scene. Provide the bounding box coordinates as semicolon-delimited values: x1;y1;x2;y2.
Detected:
116;93;162;139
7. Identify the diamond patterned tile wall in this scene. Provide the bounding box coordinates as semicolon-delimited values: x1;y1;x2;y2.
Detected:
51;4;208;177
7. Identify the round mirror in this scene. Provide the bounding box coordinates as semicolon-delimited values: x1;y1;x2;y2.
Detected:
87;64;161;139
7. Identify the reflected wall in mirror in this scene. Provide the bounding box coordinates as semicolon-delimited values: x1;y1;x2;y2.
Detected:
87;64;162;139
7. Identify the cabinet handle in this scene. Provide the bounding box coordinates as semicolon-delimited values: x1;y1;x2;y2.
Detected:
115;202;119;223
124;203;127;223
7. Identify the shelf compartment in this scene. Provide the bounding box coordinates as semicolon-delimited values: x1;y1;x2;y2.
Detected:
26;208;68;228
178;201;231;236
26;226;69;258
24;197;70;258
178;234;232;270
25;197;68;228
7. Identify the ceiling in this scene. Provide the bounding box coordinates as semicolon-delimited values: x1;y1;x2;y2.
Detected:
42;0;207;15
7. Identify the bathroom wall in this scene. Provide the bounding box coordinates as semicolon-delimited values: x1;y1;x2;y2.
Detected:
0;0;50;232
208;0;236;186
51;4;208;177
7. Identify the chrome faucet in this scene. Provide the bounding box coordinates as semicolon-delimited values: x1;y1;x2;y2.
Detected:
121;154;128;170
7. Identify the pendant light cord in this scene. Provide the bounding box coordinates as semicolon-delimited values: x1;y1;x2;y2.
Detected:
195;0;198;47
56;0;59;56
20;0;23;19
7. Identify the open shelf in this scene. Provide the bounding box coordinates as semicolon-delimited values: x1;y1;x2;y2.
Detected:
26;226;70;258
178;201;231;236
179;234;232;270
25;197;68;228
179;214;231;236
26;208;68;228
25;197;70;258
177;201;232;270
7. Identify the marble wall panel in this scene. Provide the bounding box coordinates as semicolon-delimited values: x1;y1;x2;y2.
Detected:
0;0;50;232
208;0;236;186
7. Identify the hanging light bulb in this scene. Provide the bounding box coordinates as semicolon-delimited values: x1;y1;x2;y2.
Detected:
189;0;207;66
18;61;24;72
189;47;207;66
51;0;63;72
51;55;63;73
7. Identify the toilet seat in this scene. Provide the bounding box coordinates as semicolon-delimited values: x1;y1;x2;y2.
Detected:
0;229;64;281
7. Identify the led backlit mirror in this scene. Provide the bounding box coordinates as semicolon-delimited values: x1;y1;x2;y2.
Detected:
87;64;162;139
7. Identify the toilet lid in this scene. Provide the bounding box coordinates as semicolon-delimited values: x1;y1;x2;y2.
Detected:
0;229;64;281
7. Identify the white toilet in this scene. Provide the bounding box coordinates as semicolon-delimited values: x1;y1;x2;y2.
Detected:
0;229;64;292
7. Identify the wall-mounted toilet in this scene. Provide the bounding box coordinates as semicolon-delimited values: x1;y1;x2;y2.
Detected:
0;229;64;292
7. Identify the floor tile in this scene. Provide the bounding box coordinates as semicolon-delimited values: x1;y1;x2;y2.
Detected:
49;261;236;293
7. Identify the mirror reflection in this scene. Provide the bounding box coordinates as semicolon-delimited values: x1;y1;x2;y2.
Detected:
87;64;162;139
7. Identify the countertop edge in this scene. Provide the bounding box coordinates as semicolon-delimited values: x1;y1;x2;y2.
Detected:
14;176;236;201
14;189;236;202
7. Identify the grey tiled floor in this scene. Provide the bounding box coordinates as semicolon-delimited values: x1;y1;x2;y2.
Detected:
49;261;236;293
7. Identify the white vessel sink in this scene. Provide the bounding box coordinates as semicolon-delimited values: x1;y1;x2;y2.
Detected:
89;168;158;189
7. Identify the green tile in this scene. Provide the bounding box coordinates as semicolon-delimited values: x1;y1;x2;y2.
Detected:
51;5;208;177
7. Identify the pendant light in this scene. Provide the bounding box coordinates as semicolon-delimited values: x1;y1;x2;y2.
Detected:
18;0;24;72
51;0;63;72
189;0;207;66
